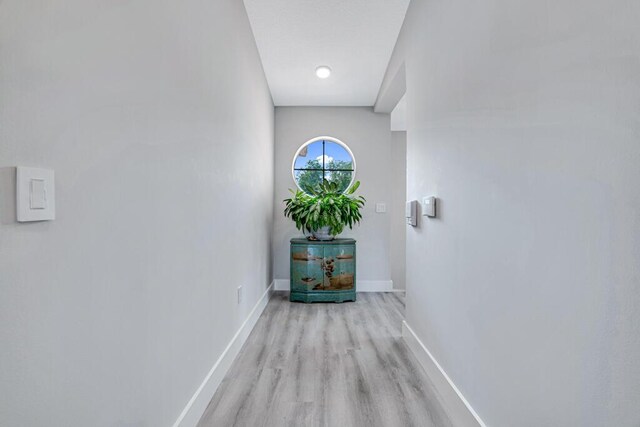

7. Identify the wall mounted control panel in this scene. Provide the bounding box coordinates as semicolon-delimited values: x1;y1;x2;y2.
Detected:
422;196;436;218
406;200;418;226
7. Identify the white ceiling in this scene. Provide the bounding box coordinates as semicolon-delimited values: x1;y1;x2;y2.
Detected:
243;0;410;106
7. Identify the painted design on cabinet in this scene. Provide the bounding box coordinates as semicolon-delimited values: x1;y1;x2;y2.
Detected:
290;238;356;303
291;245;355;291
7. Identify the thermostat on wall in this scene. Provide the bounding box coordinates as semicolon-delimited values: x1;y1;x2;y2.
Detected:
422;196;436;218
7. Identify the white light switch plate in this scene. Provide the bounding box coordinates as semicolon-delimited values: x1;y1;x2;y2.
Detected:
375;203;387;213
17;166;55;222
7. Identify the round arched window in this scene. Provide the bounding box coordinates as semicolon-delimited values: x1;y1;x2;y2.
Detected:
292;137;356;194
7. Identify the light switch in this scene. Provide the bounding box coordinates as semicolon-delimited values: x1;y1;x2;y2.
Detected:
375;203;387;213
17;166;55;222
30;179;47;209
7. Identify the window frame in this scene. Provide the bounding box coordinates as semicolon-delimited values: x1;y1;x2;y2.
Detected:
291;136;357;194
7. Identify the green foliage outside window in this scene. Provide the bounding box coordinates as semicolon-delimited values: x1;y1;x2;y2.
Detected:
295;159;353;195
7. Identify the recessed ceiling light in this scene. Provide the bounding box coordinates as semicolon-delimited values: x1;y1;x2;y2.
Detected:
315;66;331;79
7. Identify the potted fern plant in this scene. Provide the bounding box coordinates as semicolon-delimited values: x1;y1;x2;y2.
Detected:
283;180;366;241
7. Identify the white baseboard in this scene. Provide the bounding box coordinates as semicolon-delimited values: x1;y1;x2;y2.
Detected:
358;280;394;292
172;281;275;427
274;279;397;292
402;321;486;427
274;279;289;291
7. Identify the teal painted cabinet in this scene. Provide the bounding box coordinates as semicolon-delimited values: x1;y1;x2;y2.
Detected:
290;238;356;303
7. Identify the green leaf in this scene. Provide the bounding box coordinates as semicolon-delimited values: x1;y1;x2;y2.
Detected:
283;176;365;236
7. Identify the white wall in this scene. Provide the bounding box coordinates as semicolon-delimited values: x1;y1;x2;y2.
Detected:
273;107;393;286
379;0;640;425
390;96;407;132
390;131;407;290
0;1;274;426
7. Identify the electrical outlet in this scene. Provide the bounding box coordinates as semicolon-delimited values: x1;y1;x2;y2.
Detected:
237;286;243;304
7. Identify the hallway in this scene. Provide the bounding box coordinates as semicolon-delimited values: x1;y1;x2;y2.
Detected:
198;293;452;427
2;0;640;425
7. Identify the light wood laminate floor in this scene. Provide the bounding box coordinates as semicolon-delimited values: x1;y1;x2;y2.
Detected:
198;292;453;427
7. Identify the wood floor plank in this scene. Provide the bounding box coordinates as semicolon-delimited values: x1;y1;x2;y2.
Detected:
197;292;452;427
